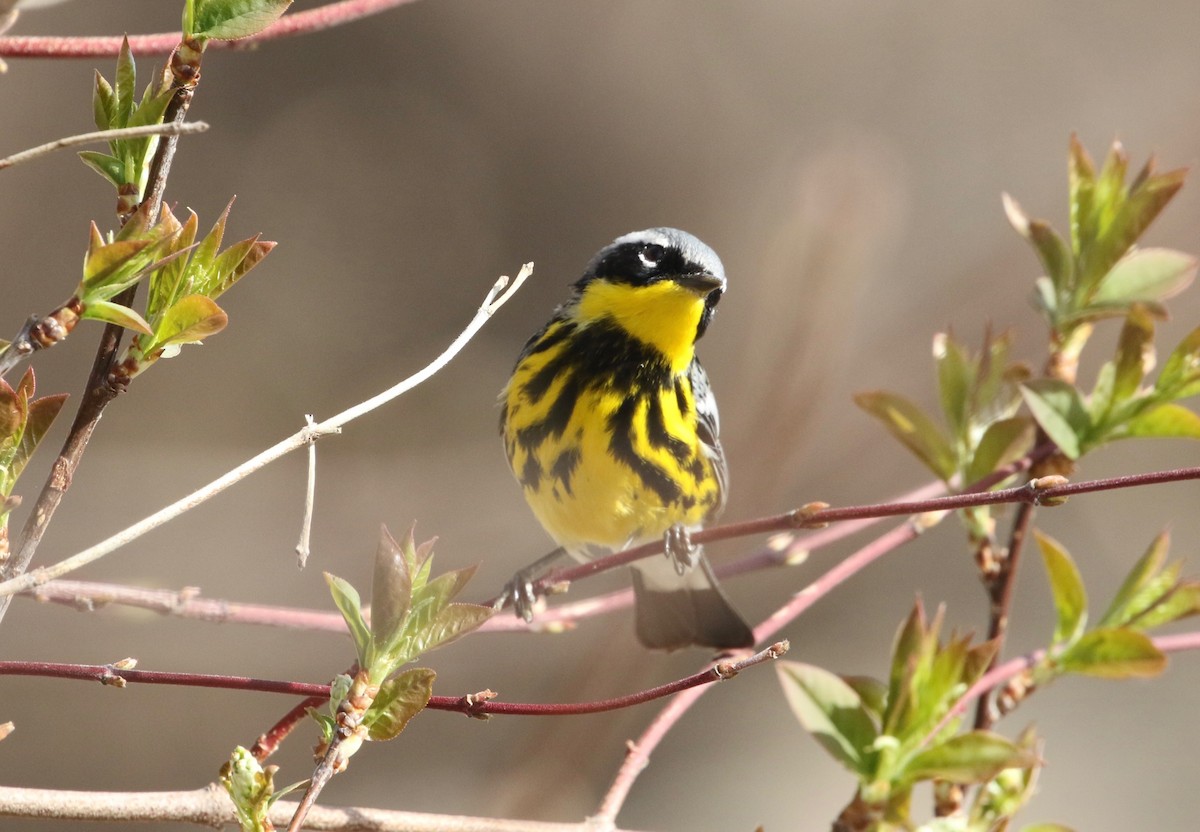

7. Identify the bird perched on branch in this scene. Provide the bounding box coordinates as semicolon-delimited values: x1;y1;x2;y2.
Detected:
499;228;753;650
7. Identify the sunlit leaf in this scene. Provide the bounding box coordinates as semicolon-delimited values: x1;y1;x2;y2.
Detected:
1155;325;1200;399
1123;403;1200;440
191;0;293;40
92;70;115;131
80;300;153;335
900;731;1035;786
842;675;887;720
155;295;228;348
11;391;67;483
1035;531;1087;645
370;525;413;653
854;391;957;480
1057;628;1165;678
1020;380;1088;458
777;661;879;776
114;37;136;127
965;417;1035;485
325;572;372;667
1099;532;1169;628
1091;248;1197;307
1110;306;1156;405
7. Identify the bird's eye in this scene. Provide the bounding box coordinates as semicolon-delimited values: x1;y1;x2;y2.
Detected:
638;244;665;268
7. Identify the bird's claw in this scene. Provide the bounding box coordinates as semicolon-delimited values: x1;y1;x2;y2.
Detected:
497;569;539;622
664;524;699;576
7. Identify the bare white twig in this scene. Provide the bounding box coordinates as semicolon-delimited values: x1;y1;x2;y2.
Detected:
0;782;629;831
295;414;324;567
0;121;209;170
0;264;533;599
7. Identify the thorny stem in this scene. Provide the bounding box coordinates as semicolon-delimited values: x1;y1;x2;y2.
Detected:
0;47;198;628
0;0;425;58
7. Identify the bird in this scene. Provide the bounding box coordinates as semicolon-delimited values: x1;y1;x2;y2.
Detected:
498;227;754;650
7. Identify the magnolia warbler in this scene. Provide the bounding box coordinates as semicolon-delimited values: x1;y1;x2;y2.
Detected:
499;228;753;650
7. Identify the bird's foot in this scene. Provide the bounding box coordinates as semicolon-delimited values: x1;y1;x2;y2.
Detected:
664;524;700;576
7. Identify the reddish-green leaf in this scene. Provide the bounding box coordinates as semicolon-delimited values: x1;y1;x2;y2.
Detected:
370;525;413;652
365;668;436;741
12;392;67;483
1057;628;1165;678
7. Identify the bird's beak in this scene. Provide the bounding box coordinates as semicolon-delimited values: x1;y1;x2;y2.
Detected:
673;272;725;295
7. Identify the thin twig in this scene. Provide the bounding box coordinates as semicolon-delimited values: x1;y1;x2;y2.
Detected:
0;644;786;717
0;121;208;170
0;782;637;831
491;465;1200;609
295;414;325;567
974;499;1036;730
0;263;531;599
0;0;425;58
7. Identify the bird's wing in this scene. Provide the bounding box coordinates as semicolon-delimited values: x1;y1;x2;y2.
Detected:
689;357;728;520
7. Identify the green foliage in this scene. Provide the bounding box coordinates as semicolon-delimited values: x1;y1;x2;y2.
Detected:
184;0;293;41
219;746;304;832
1031;530;1194;682
323;525;492;741
116;202;275;380
0;368;67;535
79;38;173;204
777;600;1033;828
1007;137;1191;337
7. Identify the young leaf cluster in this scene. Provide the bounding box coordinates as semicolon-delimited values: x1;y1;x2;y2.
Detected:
78;38;173;211
777;601;1035;830
114;201;274;381
219;745;304;832
321;526;492;744
1032;530;1196;683
1020;310;1200;459
1007;137;1191;345
0;369;66;552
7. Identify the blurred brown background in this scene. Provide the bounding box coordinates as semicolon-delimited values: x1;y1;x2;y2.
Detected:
2;1;1199;829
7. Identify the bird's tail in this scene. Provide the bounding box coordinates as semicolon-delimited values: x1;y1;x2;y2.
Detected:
629;550;754;650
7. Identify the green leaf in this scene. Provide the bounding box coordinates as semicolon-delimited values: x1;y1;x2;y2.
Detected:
156;295;228;348
191;0;293;40
1057;628;1165;678
92;70;115;131
900;731;1035;786
1067;135;1096;260
933;333;972;438
884;601;925;735
1110;306;1155;405
78;151;126;188
965;417;1035;485
1035;531;1087;645
114;37;136;127
1032;276;1058;321
369;525;413;654
842;675;888;720
1155;325;1200;399
1021;824;1077;832
1091;248;1197;307
1123;403;1200;440
81;238;153;288
80;300;153;335
148;210;200;320
1100;532;1169;628
1131;582;1200;631
325;572;372;667
854;391;957;480
1002;193;1072;292
777;661;879;776
365;667;436;741
1020;380;1088;458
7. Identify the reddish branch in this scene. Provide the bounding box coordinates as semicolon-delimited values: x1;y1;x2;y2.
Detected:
0;0;424;58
